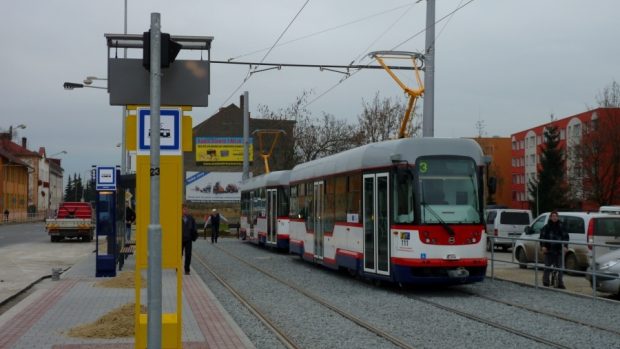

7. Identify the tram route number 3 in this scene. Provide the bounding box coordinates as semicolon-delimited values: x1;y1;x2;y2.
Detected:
150;167;160;176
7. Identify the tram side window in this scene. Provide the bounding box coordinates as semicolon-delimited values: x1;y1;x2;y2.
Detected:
278;187;290;217
347;175;361;222
393;171;414;224
335;176;347;223
297;183;307;219
289;185;298;218
325;178;335;233
304;181;314;225
250;190;259;225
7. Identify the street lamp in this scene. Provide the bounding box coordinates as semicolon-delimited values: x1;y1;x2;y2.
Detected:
62;75;127;175
83;76;108;85
49;150;67;158
63;82;107;90
7;124;26;140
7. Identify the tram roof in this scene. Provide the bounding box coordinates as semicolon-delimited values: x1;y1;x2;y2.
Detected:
290;138;484;183
239;170;291;191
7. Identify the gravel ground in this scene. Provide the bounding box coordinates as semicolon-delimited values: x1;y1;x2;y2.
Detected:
193;239;620;349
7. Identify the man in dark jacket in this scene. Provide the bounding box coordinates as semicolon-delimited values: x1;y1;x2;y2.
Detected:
182;205;198;275
539;211;569;288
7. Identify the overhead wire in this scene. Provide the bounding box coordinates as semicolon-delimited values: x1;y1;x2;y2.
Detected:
228;2;418;62
351;2;418;65
304;0;476;108
220;0;312;107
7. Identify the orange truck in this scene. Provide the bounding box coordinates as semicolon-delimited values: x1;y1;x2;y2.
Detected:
46;202;95;242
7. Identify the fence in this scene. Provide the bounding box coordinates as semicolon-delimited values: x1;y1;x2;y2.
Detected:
487;235;620;298
0;211;47;224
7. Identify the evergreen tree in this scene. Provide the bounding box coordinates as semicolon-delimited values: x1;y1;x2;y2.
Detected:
64;174;75;201
529;124;568;215
75;174;84;201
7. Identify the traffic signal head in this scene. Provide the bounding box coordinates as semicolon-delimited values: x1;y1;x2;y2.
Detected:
142;31;182;71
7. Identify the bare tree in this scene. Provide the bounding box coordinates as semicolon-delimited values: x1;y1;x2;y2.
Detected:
257;90;357;166
596;80;620;107
355;92;420;145
577;109;620;206
574;81;620;207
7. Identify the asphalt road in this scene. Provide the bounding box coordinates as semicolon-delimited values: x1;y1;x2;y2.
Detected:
0;222;94;306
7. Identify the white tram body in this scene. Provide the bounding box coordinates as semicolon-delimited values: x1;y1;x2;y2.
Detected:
287;138;488;285
239;170;291;249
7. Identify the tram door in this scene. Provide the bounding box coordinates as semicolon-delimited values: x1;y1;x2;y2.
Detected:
313;181;324;259
363;173;390;275
266;189;277;244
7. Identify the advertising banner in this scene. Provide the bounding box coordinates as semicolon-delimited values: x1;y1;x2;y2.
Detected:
195;137;253;165
185;171;244;202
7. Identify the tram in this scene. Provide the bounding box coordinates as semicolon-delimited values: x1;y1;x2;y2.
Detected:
290;137;488;285
239;170;291;250
240;137;490;285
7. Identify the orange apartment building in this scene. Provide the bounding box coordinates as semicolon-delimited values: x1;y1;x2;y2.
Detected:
472;137;512;208
510;107;620;211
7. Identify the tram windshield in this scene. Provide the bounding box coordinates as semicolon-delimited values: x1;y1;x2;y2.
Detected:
417;157;481;224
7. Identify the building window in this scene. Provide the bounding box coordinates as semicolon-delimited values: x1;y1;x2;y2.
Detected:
560;129;565;140
512;141;517;150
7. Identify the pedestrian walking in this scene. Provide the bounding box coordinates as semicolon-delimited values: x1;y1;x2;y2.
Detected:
125;205;136;243
3;209;8;222
539;210;569;288
182;205;198;275
205;208;228;243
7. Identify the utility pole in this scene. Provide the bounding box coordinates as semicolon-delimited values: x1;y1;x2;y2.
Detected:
121;0;128;174
422;0;435;137
147;12;163;349
242;91;250;181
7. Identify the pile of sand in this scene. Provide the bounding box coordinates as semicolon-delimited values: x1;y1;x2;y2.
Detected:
95;271;145;289
67;303;146;338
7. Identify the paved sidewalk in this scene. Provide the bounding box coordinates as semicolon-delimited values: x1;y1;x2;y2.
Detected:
0;251;255;349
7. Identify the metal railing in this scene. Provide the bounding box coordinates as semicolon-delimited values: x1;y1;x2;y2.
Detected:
0;212;47;224
487;235;620;299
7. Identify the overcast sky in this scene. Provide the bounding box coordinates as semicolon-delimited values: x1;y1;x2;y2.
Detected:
2;0;619;179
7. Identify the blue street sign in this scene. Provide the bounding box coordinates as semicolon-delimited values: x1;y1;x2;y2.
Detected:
137;108;181;155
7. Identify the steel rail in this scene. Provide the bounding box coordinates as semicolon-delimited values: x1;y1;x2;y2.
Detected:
193;253;301;349
406;294;571;349
212;245;416;349
457;289;620;337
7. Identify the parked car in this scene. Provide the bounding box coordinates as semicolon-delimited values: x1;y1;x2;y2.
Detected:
586;249;620;296
599;206;620;215
588;214;620;257
485;209;532;251
513;212;617;272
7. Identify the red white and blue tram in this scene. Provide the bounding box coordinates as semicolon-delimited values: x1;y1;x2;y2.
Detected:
239;170;291;250
241;138;489;285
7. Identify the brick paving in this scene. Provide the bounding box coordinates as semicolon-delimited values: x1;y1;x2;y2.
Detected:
0;253;255;349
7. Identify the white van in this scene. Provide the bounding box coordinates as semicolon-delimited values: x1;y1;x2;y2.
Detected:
485;209;533;251
599;206;620;215
514;211;620;272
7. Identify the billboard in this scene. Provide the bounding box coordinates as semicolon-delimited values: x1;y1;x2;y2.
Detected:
195;137;253;165
185;171;244;202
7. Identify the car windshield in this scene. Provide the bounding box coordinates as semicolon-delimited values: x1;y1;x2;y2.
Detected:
500;212;530;225
418;157;481;224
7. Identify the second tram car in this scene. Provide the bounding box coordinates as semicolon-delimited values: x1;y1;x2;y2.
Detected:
239;170;291;250
240;138;489;285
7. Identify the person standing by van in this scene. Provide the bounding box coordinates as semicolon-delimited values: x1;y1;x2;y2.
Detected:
539;211;569;288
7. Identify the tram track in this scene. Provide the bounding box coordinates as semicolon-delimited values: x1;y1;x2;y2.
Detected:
196;245;416;349
193;253;301;349
195;241;620;348
403;293;572;349
456;289;620;337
